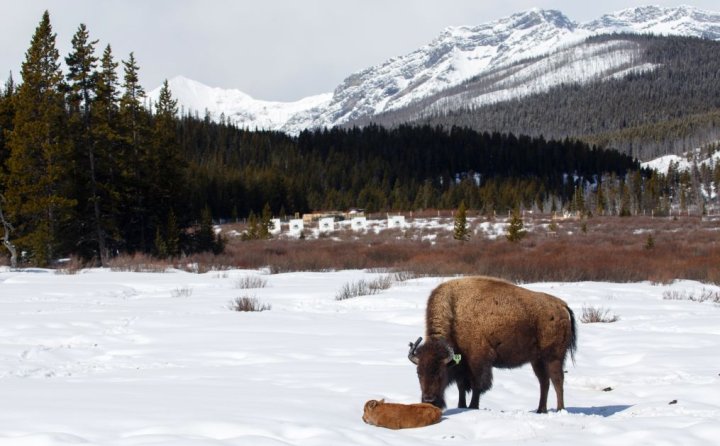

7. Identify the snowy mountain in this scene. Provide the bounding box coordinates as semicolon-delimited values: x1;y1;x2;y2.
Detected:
149;5;720;134
150;76;331;130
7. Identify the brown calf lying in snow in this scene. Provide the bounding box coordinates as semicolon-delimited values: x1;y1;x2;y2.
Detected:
362;399;442;429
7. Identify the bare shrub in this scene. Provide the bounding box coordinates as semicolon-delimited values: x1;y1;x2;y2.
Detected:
581;305;620;323
54;256;87;275
171;286;193;298
335;275;394;301
235;275;268;289
392;270;419;282
228;295;271;312
663;289;720;304
370;275;394;292
107;253;172;273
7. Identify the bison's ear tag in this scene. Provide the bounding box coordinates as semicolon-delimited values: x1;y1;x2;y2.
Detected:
453;354;462;365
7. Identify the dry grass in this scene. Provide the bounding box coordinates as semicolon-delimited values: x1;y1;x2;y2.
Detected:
107;253;173;273
581;305;620;323
235;275;268;289
171;286;193;298
335;275;394;301
663;289;720;304
228;296;272;312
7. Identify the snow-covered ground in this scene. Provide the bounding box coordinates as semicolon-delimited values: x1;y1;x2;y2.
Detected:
1;267;719;445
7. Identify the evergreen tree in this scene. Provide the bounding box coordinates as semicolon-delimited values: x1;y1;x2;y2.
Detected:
595;181;606;215
619;181;632;217
571;185;586;216
0;73;16;181
260;202;272;239
65;24;97;119
4;11;76;265
118;52;150;251
506;207;527;243
154;226;168;259
165;210;180;257
196;205;216;252
242;211;259;241
66;23;112;264
149;80;186;233
453;200;469;241
91;44;123;255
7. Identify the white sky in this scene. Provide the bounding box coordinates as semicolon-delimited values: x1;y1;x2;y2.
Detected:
1;1;718;101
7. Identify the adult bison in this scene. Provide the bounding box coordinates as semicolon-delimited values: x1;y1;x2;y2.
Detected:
408;276;577;413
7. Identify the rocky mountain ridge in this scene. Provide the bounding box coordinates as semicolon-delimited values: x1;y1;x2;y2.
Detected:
149;5;720;135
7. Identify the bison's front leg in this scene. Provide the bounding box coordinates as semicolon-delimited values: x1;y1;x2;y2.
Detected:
456;375;471;408
469;365;493;410
458;387;467;408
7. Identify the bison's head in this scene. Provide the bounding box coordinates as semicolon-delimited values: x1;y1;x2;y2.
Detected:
408;337;457;409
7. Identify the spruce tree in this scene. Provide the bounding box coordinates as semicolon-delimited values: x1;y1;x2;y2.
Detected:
165;210;180;257
91;44;122;255
260;202;272;239
5;11;76;265
0;73;16;180
242;211;259;241
150;80;186;234
154;226;168;259
196;205;215;251
66;23;110;264
506;208;527;243
118;52;150;251
453;201;469;241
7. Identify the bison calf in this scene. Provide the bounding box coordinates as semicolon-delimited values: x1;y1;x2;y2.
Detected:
408;276;577;413
362;399;442;429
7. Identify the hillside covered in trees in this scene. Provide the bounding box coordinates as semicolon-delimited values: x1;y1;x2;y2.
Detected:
1;12;718;267
360;34;720;161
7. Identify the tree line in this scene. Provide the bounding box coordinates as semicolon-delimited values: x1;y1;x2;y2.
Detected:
0;12;220;266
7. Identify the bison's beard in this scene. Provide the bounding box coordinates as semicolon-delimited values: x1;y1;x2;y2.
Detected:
422;394;446;409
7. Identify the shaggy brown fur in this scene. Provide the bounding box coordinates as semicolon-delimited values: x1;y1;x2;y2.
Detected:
409;276;577;413
362;399;442;429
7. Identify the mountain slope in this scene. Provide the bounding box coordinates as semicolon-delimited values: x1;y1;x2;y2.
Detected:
150;5;720;137
392;34;720;160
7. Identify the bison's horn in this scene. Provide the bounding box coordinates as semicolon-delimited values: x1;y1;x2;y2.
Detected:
408;337;422;364
444;345;456;365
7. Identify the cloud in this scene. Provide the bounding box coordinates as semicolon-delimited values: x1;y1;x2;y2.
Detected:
2;0;719;101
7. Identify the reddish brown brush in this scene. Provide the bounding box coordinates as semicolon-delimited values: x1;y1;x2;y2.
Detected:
96;214;720;284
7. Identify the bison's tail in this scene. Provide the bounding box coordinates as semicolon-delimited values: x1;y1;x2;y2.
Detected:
566;305;578;365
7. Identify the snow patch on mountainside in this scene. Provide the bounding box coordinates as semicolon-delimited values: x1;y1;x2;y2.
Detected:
422;40;659;115
153;5;720;134
642;148;720;173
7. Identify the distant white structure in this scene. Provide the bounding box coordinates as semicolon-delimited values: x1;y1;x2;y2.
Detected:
318;217;335;233
387;215;406;229
288;219;304;236
351;217;368;231
269;219;282;235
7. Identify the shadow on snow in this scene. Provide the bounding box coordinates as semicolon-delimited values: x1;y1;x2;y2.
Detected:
443;405;632;418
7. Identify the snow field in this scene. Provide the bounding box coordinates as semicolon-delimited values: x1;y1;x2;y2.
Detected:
1;268;719;445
